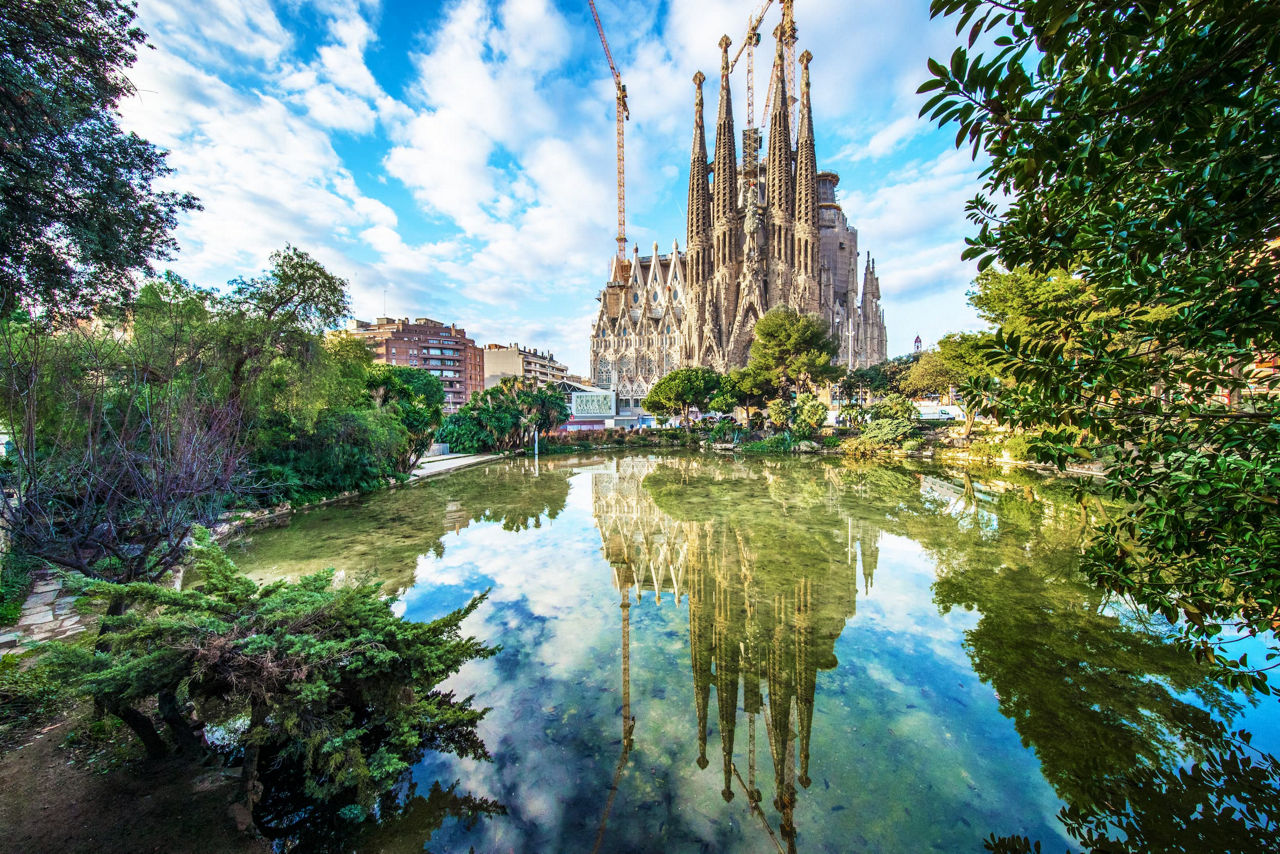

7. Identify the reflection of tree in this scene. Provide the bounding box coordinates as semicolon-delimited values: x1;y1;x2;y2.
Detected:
254;767;504;854
228;458;572;591
594;453;1280;853
448;457;571;532
912;467;1280;853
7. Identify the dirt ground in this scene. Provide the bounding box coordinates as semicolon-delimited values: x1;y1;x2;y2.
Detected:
0;716;270;854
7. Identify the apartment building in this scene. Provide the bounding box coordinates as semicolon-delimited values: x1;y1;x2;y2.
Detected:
345;317;484;413
482;343;569;389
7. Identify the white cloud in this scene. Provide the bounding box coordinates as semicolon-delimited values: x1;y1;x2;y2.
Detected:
120;0;993;371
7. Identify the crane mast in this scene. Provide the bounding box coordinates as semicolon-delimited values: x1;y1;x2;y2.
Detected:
588;0;629;263
729;0;774;130
756;0;798;144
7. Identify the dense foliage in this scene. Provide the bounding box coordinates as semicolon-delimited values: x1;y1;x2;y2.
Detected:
0;0;198;318
923;0;1280;682
0;251;438;581
436;378;568;454
49;528;496;823
902;332;995;435
746;306;842;396
641;367;723;433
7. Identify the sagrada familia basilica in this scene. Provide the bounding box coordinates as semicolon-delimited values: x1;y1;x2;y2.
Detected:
589;24;889;405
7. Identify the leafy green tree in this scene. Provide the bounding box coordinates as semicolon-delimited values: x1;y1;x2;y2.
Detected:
921;0;1280;682
642;367;722;433
725;364;777;424
792;392;829;435
899;350;958;400
513;380;570;455
368;364;445;472
0;0;198;319
902;332;996;436
706;372;743;415
746;307;841;396
866;393;919;421
50;528;496;823
968;267;1091;342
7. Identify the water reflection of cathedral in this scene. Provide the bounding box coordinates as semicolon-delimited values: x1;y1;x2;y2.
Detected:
588;456;881;852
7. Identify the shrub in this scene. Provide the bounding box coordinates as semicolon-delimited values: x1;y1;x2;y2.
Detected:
741;434;794;454
1003;434;1034;461
867;394;919;421
47;528;497;822
0;655;69;735
840;417;916;458
966;439;1002;461
0;554;37;626
902;437;925;453
710;419;740;443
821;435;842;449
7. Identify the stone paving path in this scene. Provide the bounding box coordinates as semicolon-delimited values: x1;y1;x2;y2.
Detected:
0;569;87;657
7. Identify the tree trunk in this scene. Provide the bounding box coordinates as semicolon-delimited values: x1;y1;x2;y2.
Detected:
113;703;168;759
962;407;977;439
241;701;269;819
158;689;205;755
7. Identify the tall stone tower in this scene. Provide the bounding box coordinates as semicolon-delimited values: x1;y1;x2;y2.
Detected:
589;13;891;399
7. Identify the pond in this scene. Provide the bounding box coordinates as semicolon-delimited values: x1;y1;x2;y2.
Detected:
228;452;1280;853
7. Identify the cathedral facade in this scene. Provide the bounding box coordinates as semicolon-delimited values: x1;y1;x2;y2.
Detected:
589;31;887;402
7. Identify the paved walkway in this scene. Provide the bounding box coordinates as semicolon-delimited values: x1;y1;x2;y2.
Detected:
409;452;499;480
1;569;87;657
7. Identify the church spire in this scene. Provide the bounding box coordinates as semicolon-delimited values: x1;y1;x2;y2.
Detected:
794;51;818;233
687;72;712;256
863;255;880;301
712;35;739;254
792;49;820;309
765;27;794;264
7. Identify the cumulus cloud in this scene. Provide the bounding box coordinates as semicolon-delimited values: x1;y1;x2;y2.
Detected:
120;0;988;371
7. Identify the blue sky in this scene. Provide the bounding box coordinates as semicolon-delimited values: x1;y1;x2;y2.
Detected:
120;0;989;374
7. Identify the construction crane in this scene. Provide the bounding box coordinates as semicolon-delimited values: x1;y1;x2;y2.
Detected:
729;0;774;130
754;0;798;144
588;0;629;263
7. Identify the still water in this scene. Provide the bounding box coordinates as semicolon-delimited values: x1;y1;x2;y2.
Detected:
229;452;1280;853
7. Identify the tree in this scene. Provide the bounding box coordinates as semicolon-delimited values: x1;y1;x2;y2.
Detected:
368;364;445;472
922;0;1280;683
0;304;241;585
513;380;570;456
50;528;496;823
746;307;841;396
706;373;743;416
0;0;198;319
642;367;722;433
725;364;777;424
218;245;351;410
900;350;959;400
968;267;1091;342
866;393;919;421
903;332;997;436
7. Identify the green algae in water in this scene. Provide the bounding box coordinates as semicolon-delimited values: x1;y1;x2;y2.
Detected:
232;452;1280;853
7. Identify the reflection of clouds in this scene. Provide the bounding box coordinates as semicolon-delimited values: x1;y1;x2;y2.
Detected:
848;533;977;671
242;457;1087;851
